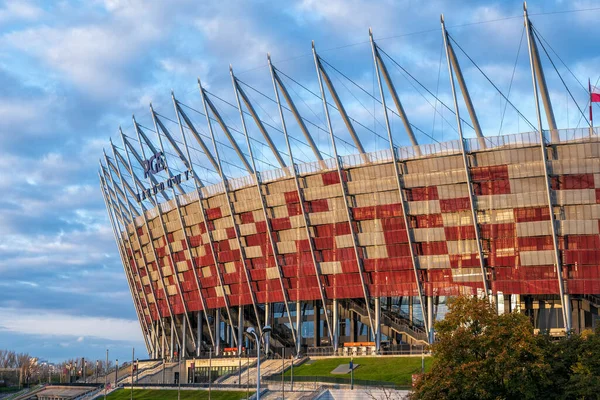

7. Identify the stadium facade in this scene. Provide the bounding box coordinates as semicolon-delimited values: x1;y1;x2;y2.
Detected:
100;5;600;359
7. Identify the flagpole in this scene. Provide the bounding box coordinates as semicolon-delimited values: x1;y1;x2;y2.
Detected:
589;79;593;137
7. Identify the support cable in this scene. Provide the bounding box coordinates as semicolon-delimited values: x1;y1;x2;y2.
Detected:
499;26;525;135
321;56;444;145
154;110;280;171
532;25;590;93
376;46;474;132
531;28;590;127
448;33;537;132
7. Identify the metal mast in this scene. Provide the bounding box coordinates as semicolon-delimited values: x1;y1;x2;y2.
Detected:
441;23;485;146
149;103;219;351
267;54;334;349
313;46;368;163
198;78;264;340
370;28;431;341
524;2;558;141
524;2;570;332
231;65;298;350
441;15;491;299
270;64;325;165
313;41;375;338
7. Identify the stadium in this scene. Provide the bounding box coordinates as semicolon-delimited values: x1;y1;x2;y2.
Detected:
99;6;600;362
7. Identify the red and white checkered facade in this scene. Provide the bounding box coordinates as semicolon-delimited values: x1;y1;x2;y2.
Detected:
113;130;600;327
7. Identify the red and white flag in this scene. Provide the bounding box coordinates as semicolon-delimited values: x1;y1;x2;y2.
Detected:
592;85;600;103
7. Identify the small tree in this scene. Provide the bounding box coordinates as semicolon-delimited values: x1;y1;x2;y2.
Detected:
565;329;600;398
410;297;550;400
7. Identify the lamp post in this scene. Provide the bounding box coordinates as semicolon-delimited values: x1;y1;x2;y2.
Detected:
350;356;354;390
246;325;272;400
115;359;118;388
104;350;108;400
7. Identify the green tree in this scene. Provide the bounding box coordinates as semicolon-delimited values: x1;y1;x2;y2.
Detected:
411;297;551;400
565;329;600;399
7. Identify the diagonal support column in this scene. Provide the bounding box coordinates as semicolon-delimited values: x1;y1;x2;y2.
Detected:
314;49;368;163
123;136;171;203
524;4;558;141
174;99;220;173
524;3;570;331
442;15;491;299
103;182;133;223
131;118;197;354
202;93;253;174
268;55;333;347
102;159;162;348
313;41;375;335
198;78;264;339
232;76;286;169
231;65;297;350
101;157;173;356
106;158;143;214
371;41;421;155
115;131;184;354
370;29;431;341
149;104;218;350
270;63;325;166
113;149;158;207
134;118;186;195
99;172;153;354
441;24;485;146
151;108;205;187
171;93;242;354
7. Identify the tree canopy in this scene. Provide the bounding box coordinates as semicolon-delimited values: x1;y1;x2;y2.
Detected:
410;297;600;400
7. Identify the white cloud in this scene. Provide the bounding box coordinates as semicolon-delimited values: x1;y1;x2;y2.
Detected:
0;307;141;342
1;1;191;98
0;0;43;25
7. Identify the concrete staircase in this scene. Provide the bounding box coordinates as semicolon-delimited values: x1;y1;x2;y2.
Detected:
348;299;428;344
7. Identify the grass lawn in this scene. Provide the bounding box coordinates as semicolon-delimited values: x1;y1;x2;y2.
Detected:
284;357;432;386
106;389;253;399
0;387;21;393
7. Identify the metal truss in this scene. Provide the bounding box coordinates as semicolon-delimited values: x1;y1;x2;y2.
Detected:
370;29;431;341
524;4;570;331
198;79;264;340
313;41;375;336
268;54;334;349
99;172;153;354
131;118;198;353
442;16;491;299
170;93;242;354
231;65;298;351
114;131;184;357
149;105;217;350
101;157;172;357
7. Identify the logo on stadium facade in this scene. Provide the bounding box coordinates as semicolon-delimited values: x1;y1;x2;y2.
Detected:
136;152;192;203
143;151;167;178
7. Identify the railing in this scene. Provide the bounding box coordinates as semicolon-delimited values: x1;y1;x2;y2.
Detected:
348;299;427;343
305;347;335;357
227;174;255;191
261;166;294;183
200;181;225;198
464;130;540;152
263;374;407;389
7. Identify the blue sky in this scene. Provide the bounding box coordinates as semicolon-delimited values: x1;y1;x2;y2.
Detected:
1;0;599;363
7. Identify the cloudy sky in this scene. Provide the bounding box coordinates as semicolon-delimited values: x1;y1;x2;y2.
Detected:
1;0;599;363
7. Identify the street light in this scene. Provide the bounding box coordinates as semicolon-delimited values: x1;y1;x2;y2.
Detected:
246;325;271;400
